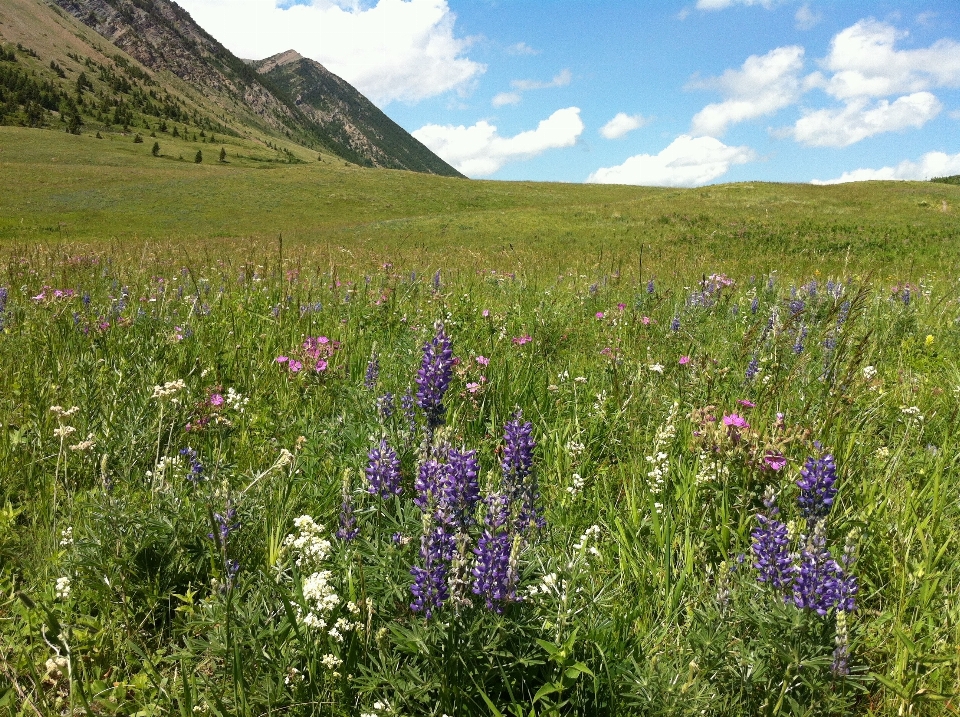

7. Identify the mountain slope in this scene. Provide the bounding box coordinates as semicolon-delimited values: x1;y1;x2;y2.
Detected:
256;50;463;177
0;0;461;175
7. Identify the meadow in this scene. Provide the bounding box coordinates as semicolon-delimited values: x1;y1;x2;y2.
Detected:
2;127;960;715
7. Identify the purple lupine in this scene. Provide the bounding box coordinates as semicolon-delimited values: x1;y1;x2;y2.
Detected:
902;286;911;305
472;493;517;613
745;355;760;381
364;354;380;389
336;478;359;541
797;453;838;524
401;389;416;433
792;524;847;616
670;316;680;332
416;323;453;429
441;448;480;528
646;278;655;294
179;447;204;482
376;392;395;419
751;490;795;592
210;504;237;545
0;287;7;329
750;297;759;314
792;325;807;355
502;413;534;500
414;458;445;511
789;299;805;316
366;439;402;498
836;300;851;328
410;521;454;618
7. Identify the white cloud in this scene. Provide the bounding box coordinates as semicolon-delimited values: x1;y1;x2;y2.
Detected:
491;92;522;107
783;91;941;147
511;69;572;92
586;134;756;187
951;109;960;120
795;4;821;31
174;0;484;105
492;69;572;107
600;112;650;139
690;45;804;136
815;19;960;100
811;150;960;183
412;107;584;177
506;42;539;56
696;0;776;9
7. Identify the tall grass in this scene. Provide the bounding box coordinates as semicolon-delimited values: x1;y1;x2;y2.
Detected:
1;241;958;715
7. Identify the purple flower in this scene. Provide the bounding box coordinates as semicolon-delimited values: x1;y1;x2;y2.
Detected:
401;389;416;433
364;354;380;389
502;413;543;533
179;447;204;482
0;287;6;329
750;297;759;314
472;494;517;613
366;439;402;498
410;521;453;618
796;453;837;523
646;278;655;294
440;448;480;528
416;323;453;429
792;524;846;616
751;490;795;592
792;325;807;355
414;458;445;512
670;316;680;332
210;504;237;545
336;477;359;541
745;355;759;381
376;392;395;419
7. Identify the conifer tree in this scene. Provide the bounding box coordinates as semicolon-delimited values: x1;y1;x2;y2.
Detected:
219;147;226;162
195;149;203;164
152;141;160;157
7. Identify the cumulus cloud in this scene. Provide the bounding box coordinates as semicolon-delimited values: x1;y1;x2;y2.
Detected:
783;91;941;147
174;0;484;105
690;46;804;136
811;150;960;184
586;134;756;187
813;19;960;100
794;4;822;31
696;0;777;9
600;112;650;139
492;92;522;107
412;107;584;177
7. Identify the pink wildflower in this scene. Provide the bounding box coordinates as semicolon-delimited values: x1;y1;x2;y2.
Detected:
679;355;691;365
476;355;490;366
315;359;328;372
482;309;490;318
289;360;303;373
512;335;532;346
722;413;749;429
466;382;481;394
275;356;289;364
596;312;605;319
617;303;626;311
209;393;224;407
738;399;755;408
641;316;652;325
763;451;786;471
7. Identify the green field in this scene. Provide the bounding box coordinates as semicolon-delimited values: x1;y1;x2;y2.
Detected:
2;126;960;716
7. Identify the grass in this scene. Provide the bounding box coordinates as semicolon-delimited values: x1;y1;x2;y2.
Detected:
1;126;960;715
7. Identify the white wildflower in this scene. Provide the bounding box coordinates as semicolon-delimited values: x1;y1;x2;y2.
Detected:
55;576;71;600
648;363;664;374
69;434;96;451
59;527;74;547
862;365;877;380
321;654;342;670
152;379;186;399
53;425;76;438
566;473;586;498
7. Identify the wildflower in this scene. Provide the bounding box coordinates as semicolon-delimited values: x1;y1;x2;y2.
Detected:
55;576;71;600
472;494;516;613
796;453;837;524
647;279;655;294
416;323;453;429
336;474;359;541
751;297;759;314
475;355;490;366
410;520;453;618
670;316;680;332
365;354;380;389
179;447;204;482
482;309;490;317
792;325;807;355
925;334;935;346
566;472;586;497
376;392;394;418
152;380;185;399
738;399;755;408
641;316;652;325
595;311;604;319
648;363;664;374
722;413;749;430
762;451;786;471
745;355;760;381
512;334;532;345
210;504;238;545
440;448;481;529
679;355;691;365
832;610;850;676
366;439;401;498
502;413;534;506
862;365;877;380
751;489;794;591
466;381;483;393
59;527;74;547
617;302;626;311
792;522;848;616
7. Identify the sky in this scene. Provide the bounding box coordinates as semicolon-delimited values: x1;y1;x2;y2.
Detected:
173;0;960;186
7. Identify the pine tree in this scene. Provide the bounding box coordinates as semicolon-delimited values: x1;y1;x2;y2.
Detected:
219;147;226;162
194;149;203;164
152;142;160;157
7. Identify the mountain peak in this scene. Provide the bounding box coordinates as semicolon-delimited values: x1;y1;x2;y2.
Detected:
257;49;305;74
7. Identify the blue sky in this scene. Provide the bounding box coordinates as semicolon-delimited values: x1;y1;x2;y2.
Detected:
175;0;960;185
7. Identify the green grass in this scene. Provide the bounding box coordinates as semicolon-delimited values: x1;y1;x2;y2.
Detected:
2;127;960;716
2;126;960;278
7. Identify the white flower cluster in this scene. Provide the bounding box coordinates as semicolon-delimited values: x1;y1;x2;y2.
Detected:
695;452;730;485
360;700;393;717
225;387;248;412
69;434;96;452
55;576;71;600
50;405;79;419
648;363;665;374
45;655;68;678
300;570;339;630
59;527;74;547
862;365;877;380
53;425;76;438
526;571;563;600
284;515;332;569
566;472;586;498
901;406;924;421
572;525;602;558
645;403;679;513
565;440;585;458
146;454;181;480
152;379;186;399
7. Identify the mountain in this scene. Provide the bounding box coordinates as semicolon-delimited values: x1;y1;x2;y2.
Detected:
0;0;462;176
255;50;460;177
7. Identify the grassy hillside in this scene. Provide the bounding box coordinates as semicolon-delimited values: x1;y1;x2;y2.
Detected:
1;126;959;280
